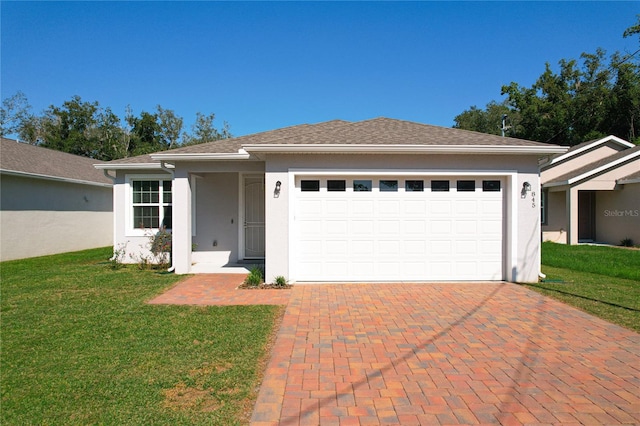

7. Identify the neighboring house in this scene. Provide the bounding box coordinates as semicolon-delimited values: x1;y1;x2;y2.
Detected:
541;135;640;245
1;138;113;261
96;117;565;283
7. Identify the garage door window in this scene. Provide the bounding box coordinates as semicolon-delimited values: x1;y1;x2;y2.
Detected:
405;180;424;192
354;180;372;192
457;180;476;191
483;180;501;192
380;180;398;192
431;180;450;192
327;180;346;191
301;180;320;191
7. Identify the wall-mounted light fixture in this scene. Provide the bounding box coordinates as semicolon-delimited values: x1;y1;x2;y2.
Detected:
521;181;532;198
274;180;282;198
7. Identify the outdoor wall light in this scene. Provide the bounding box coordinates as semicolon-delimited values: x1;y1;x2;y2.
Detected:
274;180;282;198
521;181;532;198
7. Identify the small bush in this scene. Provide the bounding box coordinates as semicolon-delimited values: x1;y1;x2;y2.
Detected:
244;266;263;287
620;238;634;247
273;276;288;287
109;243;127;270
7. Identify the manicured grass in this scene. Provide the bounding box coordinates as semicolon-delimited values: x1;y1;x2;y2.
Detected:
541;241;640;281
523;242;640;332
1;248;282;425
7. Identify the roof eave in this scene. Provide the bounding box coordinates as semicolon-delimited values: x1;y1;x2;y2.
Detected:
93;163;164;171
542;135;634;170
150;152;252;161
1;169;112;187
242;144;568;155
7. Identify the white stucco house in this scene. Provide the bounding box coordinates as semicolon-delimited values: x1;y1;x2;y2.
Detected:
1;137;113;261
96;118;566;283
541;135;640;245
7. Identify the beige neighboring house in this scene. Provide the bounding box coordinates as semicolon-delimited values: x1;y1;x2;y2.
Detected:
97;117;565;283
541;135;640;245
1;138;113;261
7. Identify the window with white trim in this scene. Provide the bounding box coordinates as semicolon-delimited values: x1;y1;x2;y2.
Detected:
131;179;172;229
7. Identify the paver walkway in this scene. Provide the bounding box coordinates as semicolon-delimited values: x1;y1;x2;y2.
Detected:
148;274;292;306
251;283;640;425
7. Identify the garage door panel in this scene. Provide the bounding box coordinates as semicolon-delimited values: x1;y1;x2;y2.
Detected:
379;240;401;254
352;200;374;214
430;200;452;215
430;220;452;234
295;176;504;281
379;220;401;234
405;200;427;214
455;220;477;234
455;199;478;215
326;200;348;215
379;200;401;215
299;199;323;215
352;221;374;234
326;220;348;235
326;240;348;255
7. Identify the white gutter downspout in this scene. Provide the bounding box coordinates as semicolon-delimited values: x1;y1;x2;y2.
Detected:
160;161;176;272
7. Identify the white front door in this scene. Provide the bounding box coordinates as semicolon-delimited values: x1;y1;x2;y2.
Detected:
243;175;265;258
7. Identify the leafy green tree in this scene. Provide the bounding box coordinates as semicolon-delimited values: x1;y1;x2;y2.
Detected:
156;105;183;149
182;112;231;145
453;100;514;136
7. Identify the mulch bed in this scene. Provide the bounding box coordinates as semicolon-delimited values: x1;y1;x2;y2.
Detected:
238;283;293;290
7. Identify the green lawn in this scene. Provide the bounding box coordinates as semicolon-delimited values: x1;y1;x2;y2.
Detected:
522;242;640;332
1;248;283;425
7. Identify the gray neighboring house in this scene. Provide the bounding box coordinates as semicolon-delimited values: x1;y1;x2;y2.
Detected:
97;117;566;283
1;138;113;261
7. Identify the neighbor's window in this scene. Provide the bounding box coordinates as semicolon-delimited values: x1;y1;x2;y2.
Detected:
353;180;372;192
405;180;424;192
379;180;398;192
456;180;476;192
327;180;346;191
132;180;172;229
301;180;320;191
431;180;450;192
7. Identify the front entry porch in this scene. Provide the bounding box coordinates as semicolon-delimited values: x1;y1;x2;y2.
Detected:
171;167;266;274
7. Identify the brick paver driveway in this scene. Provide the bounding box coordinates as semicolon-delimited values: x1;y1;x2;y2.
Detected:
251;283;640;425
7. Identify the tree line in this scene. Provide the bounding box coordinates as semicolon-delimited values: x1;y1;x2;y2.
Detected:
453;16;640;146
0;94;231;160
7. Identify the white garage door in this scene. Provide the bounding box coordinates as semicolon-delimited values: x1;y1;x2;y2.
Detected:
294;176;504;281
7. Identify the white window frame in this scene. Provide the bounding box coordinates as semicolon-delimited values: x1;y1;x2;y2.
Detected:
125;174;173;237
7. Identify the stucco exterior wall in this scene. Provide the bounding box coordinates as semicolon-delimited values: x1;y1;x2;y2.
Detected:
1;174;112;261
265;153;543;283
542;190;568;244
595;184;640;245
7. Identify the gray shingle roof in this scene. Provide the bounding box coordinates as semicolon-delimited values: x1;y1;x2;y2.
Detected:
104;117;557;166
0;138;113;185
544;144;640;186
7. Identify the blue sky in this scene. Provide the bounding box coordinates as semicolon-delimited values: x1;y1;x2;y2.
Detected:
1;1;637;138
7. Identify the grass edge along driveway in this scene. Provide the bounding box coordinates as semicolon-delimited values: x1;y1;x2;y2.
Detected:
524;242;640;332
1;247;284;425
